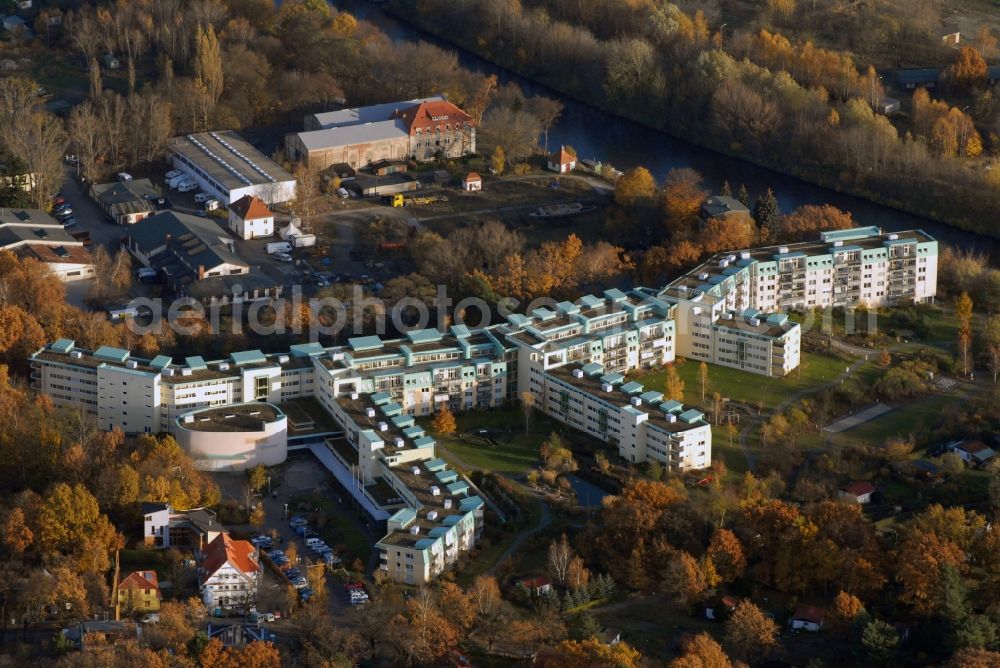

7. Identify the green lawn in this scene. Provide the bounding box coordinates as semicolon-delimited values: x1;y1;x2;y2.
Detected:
291;493;371;564
422;407;559;474
635;352;853;411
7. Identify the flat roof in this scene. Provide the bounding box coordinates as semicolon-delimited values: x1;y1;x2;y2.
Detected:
167;131;294;190
310;96;445;129
176;403;282;432
295;119;408;152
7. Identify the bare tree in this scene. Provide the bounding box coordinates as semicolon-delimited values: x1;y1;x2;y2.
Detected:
547;534;573;587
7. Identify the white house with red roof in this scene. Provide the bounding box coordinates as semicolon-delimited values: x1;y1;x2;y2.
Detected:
287;95;476;170
838;481;876;504
228;195;275;240
200;533;261;609
547;146;577;174
462;172;483;192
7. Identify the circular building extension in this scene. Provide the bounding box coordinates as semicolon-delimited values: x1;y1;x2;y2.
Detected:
172;402;287;472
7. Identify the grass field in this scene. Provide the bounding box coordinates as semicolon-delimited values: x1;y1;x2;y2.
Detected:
424;407;560;474
636;352;854;412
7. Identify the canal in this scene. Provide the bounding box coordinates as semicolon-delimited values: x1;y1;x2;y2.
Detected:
333;0;998;257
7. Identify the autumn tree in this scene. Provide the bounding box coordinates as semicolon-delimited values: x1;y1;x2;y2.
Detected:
984;315;1000;384
431;404;457;435
663;168;708;235
548;637;642;667
707;528;746;583
194;25;224;105
725;600;779;664
832;591;864;625
944;46;989;92
614;166;656;207
957;292;974;376
671;633;733;668
660;549;707;607
698;361;709;403
2;506;33;555
778;204;853;241
468;575;511;653
520;391;535;435
664;364;685;401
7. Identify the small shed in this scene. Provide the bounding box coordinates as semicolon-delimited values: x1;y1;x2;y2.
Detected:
517;576;552;596
704;595;739;620
939;23;961;46
1;15;26;32
547;146;576;174
839;481;876;504
462;172;482;192
790;605;825;632
102;53;120;70
876;96;900;116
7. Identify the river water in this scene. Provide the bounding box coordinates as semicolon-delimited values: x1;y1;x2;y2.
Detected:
332;0;997;257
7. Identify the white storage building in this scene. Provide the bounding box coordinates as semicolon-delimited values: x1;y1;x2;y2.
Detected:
167;131;296;206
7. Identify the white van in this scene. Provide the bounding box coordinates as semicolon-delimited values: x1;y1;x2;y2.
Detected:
165;169;182;180
194;192;211;204
204;198;220;211
266;241;292;255
176;181;197;193
167;174;188;189
304;537;323;547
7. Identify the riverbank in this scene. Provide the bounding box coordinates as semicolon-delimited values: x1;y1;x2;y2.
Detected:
381;2;999;243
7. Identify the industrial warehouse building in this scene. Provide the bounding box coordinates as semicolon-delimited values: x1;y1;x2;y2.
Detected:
167;131;297;205
285;96;476;170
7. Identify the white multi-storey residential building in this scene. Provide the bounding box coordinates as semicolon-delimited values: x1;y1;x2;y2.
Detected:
29;228;937;579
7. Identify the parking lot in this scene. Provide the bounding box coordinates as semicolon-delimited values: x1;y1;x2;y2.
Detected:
213;458;375;620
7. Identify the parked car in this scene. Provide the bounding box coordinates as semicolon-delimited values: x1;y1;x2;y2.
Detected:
274;253;293;263
285;568;301;579
194;192;211;203
62;218;78;228
141;613;160;624
52;196;65;206
267;549;284;559
165;170;182;180
289;516;308;526
350;597;368;605
204;198;220;211
177;181;197;193
292;579;309;590
322;553;340;565
299;588;314;601
344;582;364;591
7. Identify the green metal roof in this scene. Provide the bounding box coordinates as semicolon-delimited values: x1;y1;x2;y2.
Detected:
289;342;325;357
230;349;266;366
604;287;628;301
579;294;603;308
620;381;644;395
820;226;880;242
150;355;173;370
413;436;435;448
93;346;129;363
581;362;604;376
389;507;416;525
424;458;448;472
428;527;449;538
414;538;436;550
680;409;705;424
370;391;393;405
640;390;663;404
459;495;483;512
600;372;624;385
185;356;207;370
660;399;683;413
50;338;75;354
435;469;458;484
402;426;425;439
348;335;383;351
407;328;442;345
447;480;470;495
391;414;415;429
450;324;471;338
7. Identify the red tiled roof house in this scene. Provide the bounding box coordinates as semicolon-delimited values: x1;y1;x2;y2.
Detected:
200;533;261;610
117;570;161;614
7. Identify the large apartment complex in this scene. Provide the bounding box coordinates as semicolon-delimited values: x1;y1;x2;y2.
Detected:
29;227;936;583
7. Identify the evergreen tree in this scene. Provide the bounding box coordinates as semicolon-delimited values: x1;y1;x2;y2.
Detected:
562;591;574;611
753;188;781;229
720;180;732;197
737;184;751;207
574;612;602;640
